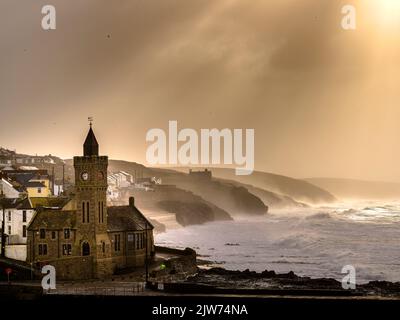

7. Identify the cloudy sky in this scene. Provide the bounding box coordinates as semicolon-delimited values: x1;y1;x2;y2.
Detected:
1;0;400;181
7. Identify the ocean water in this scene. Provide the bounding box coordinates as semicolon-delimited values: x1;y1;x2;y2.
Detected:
155;201;400;283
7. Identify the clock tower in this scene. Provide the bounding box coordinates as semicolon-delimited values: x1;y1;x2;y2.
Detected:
73;124;113;278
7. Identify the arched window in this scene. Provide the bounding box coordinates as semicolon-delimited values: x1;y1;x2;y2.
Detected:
82;242;90;256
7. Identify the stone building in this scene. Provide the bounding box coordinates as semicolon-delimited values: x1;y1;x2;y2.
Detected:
188;168;212;180
26;125;154;280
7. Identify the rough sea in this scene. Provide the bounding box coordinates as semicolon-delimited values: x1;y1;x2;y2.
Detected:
156;201;400;283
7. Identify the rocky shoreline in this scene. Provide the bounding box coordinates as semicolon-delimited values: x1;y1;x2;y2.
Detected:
146;248;400;298
186;266;400;298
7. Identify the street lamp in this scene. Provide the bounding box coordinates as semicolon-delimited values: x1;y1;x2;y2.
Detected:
145;220;149;284
0;188;6;258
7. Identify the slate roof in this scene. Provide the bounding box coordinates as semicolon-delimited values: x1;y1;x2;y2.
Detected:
0;198;20;209
28;210;76;230
84;127;99;156
27;202;153;233
16;197;33;209
25;181;45;188
107;205;154;232
29;197;70;209
0;197;32;209
5;173;49;190
9;173;36;185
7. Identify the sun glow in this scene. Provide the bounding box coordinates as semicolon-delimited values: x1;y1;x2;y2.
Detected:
367;0;400;28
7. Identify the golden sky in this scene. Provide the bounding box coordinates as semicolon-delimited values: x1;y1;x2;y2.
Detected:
1;0;400;181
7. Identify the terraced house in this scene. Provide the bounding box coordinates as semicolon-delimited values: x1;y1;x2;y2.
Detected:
26;125;154;280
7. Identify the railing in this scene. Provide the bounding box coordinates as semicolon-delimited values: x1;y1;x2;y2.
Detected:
44;282;146;296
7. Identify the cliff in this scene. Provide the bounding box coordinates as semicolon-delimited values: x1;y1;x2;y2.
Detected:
122;185;232;229
207;168;337;204
105;161;269;216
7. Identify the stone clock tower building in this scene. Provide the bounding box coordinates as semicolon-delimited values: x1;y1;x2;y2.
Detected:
73;125;113;278
27;124;155;280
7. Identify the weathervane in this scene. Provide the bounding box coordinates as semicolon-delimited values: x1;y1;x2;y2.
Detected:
88;116;93;128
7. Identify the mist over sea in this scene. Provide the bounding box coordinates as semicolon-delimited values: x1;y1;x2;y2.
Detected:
156;201;400;283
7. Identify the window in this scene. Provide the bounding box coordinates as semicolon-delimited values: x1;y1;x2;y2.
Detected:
101;202;104;223
51;231;56;239
62;244;72;255
102;241;105;253
38;244;48;255
82;242;90;256
23;225;27;238
8;226;11;234
64;228;70;239
98;202;101;223
40;229;46;239
22;211;27;222
82;201;90;223
114;234;121;251
135;233;144;249
37;188;42;194
135;233;139;249
86;202;90;223
127;234;134;250
8;211;11;222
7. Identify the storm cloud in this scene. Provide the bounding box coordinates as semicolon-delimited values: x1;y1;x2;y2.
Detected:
1;0;400;181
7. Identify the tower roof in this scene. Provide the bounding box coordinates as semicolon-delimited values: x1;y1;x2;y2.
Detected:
83;126;99;156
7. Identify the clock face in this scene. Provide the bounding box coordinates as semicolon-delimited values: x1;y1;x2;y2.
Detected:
97;171;104;180
81;171;89;181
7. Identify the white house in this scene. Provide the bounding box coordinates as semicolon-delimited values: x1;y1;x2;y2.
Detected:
120;171;133;184
108;171;133;188
0;198;35;245
0;198;35;260
0;178;23;198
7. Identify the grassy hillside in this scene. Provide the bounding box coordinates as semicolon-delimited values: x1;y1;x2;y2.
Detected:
215;177;308;208
173;167;336;204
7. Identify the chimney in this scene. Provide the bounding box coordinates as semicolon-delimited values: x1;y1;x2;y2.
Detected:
129;197;135;208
